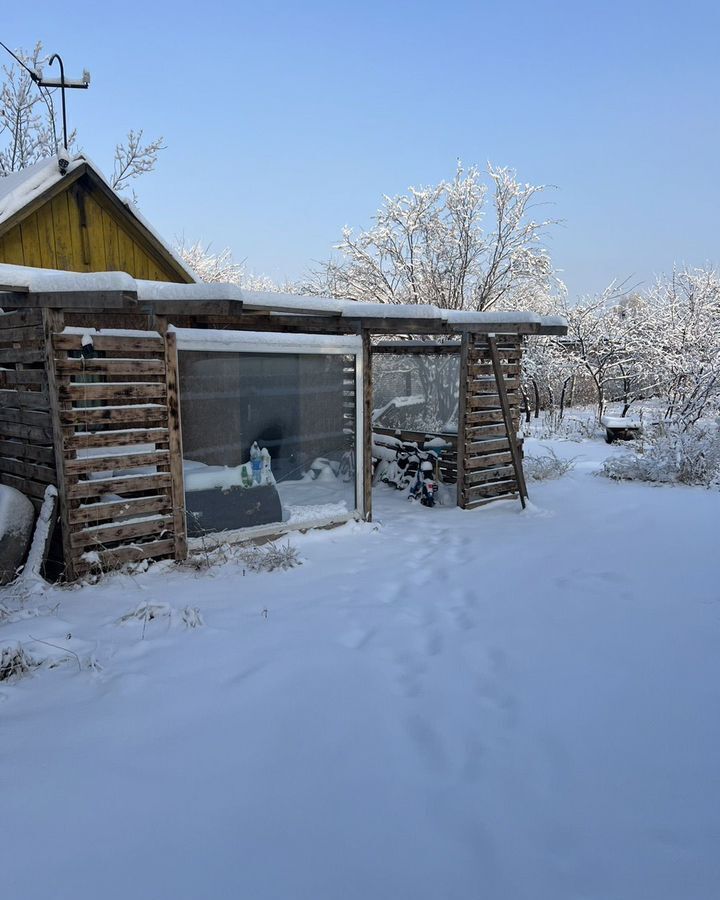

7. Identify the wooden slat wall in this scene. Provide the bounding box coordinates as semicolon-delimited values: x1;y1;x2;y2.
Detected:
49;330;179;577
458;334;524;509
0;310;55;511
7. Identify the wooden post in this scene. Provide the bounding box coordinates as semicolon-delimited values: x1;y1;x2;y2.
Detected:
487;334;528;508
42;307;75;579
362;330;373;522
456;332;470;509
160;325;188;560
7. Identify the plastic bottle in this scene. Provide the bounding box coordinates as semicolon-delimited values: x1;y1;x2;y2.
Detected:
250;441;262;485
261;447;272;484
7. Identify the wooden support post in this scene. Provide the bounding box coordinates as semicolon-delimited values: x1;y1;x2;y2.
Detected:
42;307;75;579
456;332;470;509
158;322;188;561
362;331;373;522
487;334;528;509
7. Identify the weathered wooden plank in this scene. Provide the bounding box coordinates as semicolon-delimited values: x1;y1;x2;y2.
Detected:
465;424;509;440
0;349;45;364
59;404;168;427
0;369;47;387
0;472;49;500
456;332;470;508
464;492;519;510
362;332;372;522
467;394;503;410
0;420;54;442
0;388;50;410
64;427;170;450
468;376;521;392
50;192;74;269
0;324;46;343
70;494;171;526
65;449;169;474
0;309;43;329
463;479;518;501
0;456;56;484
464;465;515;486
71;515;174;550
20;217;43;267
161;328;188;561
487;335;528;507
75;537;176;570
0;406;52;427
67;471;172;499
465;451;513;470
52;333;161;353
43;307;75;580
59;382;167;402
465;438;511;455
54;357;166;376
0;439;55;465
7;291;138;310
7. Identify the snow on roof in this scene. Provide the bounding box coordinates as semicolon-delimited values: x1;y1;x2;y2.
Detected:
0;156;85;226
0;262;566;331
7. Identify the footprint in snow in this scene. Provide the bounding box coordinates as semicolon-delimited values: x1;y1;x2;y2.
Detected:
404;713;447;773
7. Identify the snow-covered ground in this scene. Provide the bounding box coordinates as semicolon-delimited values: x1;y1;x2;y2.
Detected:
2;435;720;900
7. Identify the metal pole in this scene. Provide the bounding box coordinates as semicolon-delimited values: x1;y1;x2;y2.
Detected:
47;54;68;149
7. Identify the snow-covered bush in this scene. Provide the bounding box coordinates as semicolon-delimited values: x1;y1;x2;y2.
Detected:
524;447;576;480
602;423;720;487
116;602;204;634
238;541;301;573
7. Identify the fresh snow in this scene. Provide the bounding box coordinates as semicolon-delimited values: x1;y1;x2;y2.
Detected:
2;435;719;899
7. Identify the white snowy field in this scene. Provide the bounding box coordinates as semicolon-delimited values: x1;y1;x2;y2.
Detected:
2;436;720;900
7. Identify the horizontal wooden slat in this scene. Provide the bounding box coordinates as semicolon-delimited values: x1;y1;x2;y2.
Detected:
0;420;54;442
59;405;168;426
0;388;49;410
466;438;511;455
466;451;513;470
0;325;45;344
76;538;176;569
468;376;521;392
464;465;515;486
0;309;43;328
468;363;521;377
0;369;47;387
0;349;45;364
71;515;174;549
463;479;517;500
464;492;519;510
60;383;167;402
55;357;166;375
0;472;50;499
0;406;52;427
0;456;55;483
63;427;170;450
67;471;173;499
465;409;505;426
465;425;508;440
0;439;54;464
53;334;163;353
467;394;502;410
70;494;171;526
65;449;169;474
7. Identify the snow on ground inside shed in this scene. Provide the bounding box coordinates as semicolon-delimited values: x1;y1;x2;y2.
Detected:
2;435;720;900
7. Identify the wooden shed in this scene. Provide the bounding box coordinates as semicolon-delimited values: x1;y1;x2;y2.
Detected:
0;155;194;283
0;262;566;581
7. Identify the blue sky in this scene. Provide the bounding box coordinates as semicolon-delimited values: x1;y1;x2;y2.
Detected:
4;1;719;297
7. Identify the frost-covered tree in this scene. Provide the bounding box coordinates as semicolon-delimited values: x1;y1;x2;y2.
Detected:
0;42;163;194
305;163;558;310
175;239;287;292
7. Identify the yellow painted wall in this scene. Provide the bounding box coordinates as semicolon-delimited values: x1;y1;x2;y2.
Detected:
0;182;183;282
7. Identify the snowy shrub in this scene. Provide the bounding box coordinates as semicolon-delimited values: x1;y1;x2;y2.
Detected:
602;423;720;487
0;645;38;682
116;602;205;635
237;541;301;573
524;447;576;480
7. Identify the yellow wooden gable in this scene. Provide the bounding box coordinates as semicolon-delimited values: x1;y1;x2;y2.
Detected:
0;157;194;283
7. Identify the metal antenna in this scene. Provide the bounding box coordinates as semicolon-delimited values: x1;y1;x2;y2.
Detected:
32;53;90;151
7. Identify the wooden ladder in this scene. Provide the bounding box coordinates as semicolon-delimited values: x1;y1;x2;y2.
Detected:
487;334;528;509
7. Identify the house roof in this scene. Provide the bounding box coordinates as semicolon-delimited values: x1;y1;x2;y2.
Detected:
0;154;196;283
0;262;567;335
